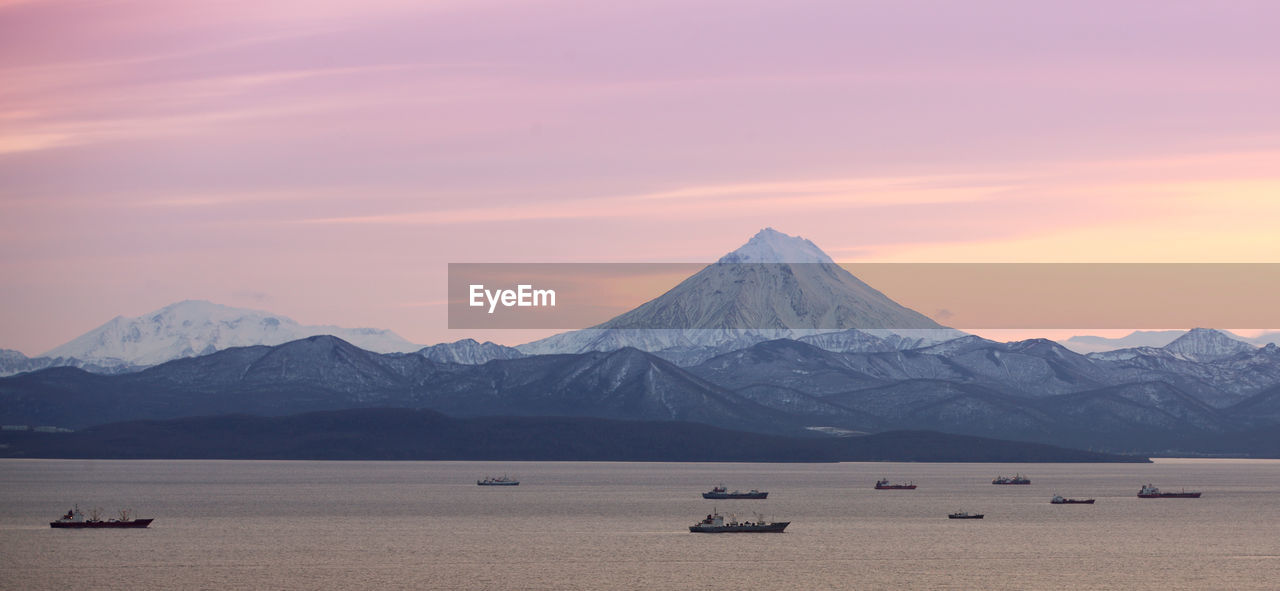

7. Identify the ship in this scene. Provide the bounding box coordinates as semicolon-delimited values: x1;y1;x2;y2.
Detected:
1137;484;1201;498
689;511;788;533
477;475;519;486
1050;495;1095;504
50;506;153;529
992;473;1031;485
702;484;767;499
948;511;984;519
874;478;917;490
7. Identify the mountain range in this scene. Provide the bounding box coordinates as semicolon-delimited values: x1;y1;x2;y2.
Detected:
3;328;1279;455
0;302;528;377
1063;329;1280;354
3;228;1278;458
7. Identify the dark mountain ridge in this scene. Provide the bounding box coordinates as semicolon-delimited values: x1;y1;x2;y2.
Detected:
7;323;1280;456
0;407;1147;463
0;336;800;435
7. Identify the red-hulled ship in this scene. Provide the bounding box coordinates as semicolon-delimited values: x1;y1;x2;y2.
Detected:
50;506;153;529
1137;484;1201;498
874;478;917;490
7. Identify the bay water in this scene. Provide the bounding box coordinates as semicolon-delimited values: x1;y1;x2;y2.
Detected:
2;458;1278;590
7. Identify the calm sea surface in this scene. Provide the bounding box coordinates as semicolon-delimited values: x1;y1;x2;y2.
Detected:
2;458;1278;590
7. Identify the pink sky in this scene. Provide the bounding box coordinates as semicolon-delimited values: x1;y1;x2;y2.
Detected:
3;0;1280;354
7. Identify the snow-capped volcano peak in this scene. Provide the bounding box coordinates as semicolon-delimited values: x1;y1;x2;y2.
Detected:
605;227;936;332
718;228;835;264
520;228;949;359
41;300;421;367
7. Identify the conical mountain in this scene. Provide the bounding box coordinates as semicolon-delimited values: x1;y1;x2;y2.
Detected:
519;228;950;359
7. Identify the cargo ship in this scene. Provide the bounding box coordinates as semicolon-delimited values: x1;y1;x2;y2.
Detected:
50;506;153;529
948;511;984;519
689;511;788;533
702;484;767;499
1137;484;1200;498
992;474;1031;485
874;478;917;490
1050;495;1095;504
477;475;519;486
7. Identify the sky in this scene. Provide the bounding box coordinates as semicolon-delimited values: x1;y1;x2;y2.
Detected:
2;0;1279;355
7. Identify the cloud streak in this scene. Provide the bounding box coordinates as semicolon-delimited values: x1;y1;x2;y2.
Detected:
293;175;1021;226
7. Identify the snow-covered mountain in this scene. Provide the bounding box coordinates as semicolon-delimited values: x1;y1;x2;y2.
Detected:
0;349;137;377
715;227;834;264
796;328;942;353
40;300;421;368
416;339;525;364
0;349;44;376
519;228;956;362
1081;330;1280;408
1160;328;1257;362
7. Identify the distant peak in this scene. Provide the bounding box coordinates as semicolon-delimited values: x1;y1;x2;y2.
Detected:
1172;328;1240;342
719;228;835;264
1162;327;1255;361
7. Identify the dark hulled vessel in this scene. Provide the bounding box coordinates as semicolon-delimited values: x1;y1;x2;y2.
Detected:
702;484;767;499
50;507;153;529
874;478;917;490
689;511;788;533
1137;484;1200;498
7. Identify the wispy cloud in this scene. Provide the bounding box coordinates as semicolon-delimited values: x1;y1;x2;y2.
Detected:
1;61;485;156
294;175;1019;226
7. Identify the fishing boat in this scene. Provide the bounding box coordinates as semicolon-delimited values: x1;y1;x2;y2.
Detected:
50;506;153;529
948;511;984;519
689;510;788;533
1050;495;1095;504
1137;484;1200;498
477;475;519;486
874;478;917;490
702;484;767;499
